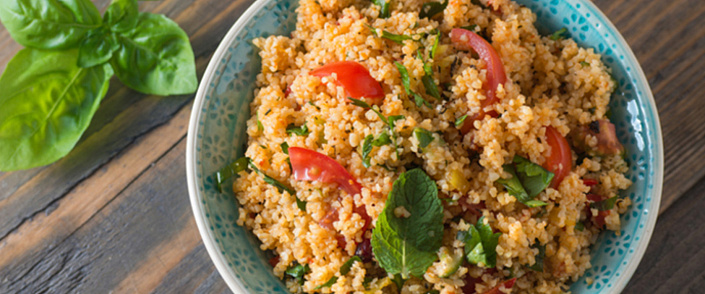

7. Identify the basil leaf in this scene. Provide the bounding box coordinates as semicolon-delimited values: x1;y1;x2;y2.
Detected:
372;0;390;18
110;12;197;95
104;0;139;33
463;216;501;268
0;48;112;171
420;0;448;18
455;115;468;127
394;62;428;107
413;128;435;149
373;133;392;146
550;27;568;40
526;243;545;272
0;0;102;49
285;263;310;285
78;28;120;68
591;196;618;211
371;169;443;278
286;123;310;136
362;134;374;168
215;156;250;193
496;156;551;207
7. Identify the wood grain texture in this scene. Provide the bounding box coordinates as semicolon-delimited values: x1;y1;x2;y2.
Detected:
0;0;701;293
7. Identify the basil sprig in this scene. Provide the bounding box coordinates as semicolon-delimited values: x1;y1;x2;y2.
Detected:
0;0;197;171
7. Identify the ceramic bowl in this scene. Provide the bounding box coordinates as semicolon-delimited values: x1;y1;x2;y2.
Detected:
186;0;663;292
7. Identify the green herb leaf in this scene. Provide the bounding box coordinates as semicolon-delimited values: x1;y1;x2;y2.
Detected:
285;263;310;285
421;63;441;100
591;196;618;211
0;0;102;49
372;0;391;18
368;25;414;44
373;133;392;146
420;0;448;18
362;134;374;168
316;256;361;289
0;48;112;171
413;128;435;149
286;123;310;136
387;115;406;129
580;61;590;67
496;156;552;207
371;169;444;278
395;61;429;107
110;12;197;95
430;29;440;59
392;274;406;290
78;28;120;68
104;0;139;33
550;27;568;40
281;142;290;154
575;221;585;231
455;115;468;127
526;243;545;272
249;162;297;195
296;196;307;212
463;216;501;268
215;156;250;193
256;113;264;132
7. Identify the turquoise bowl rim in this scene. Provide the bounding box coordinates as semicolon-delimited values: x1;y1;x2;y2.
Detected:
186;0;663;293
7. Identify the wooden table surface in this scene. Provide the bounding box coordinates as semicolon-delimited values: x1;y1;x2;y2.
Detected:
0;0;702;293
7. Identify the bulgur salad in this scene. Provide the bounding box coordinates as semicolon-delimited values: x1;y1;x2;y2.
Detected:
215;0;632;292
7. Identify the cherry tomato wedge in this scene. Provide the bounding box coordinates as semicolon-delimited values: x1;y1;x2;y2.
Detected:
543;126;572;189
289;147;362;195
450;28;507;134
310;61;385;102
484;278;516;294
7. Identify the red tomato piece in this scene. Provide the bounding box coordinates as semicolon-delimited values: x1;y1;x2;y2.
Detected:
289;147;363;195
483;278;516;294
582;178;599;187
310;61;385;102
450;28;507;134
543;126;572;189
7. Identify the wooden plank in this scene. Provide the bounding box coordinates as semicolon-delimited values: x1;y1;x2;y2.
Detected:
0;138;195;293
622;173;705;293
594;0;705;213
0;104;191;272
150;245;230;294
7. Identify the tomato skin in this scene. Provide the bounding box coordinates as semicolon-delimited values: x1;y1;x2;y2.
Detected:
450;28;507;134
310;61;385;102
543;126;572;189
289;147;362;195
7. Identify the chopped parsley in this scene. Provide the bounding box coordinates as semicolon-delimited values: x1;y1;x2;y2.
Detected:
395;61;429;107
496;155;553;207
461;216;501;268
420;0;448;18
362;134;374;168
348;97;404;159
550;27;568;40
286;123;310;136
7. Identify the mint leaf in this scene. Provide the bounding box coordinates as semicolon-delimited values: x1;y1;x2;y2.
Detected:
463;216;501;268
413;128;435;150
371;169;444;278
286;123;310;136
591;196;618;211
285;263;310;285
496;156;552;207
